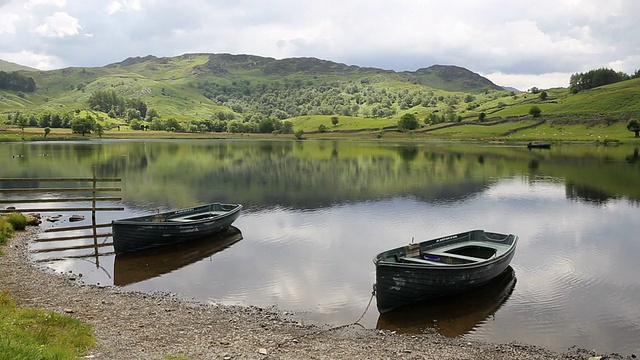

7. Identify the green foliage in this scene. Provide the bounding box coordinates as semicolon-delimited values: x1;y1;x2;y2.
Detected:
0;291;95;359
318;124;327;132
295;129;304;139
570;68;631;93
44;127;51;137
627;119;640;137
6;212;27;231
165;118;182;132
87;90;126;116
478;112;486;122
280;121;294;134
0;71;36;92
94;123;104;137
70;115;96;136
126;98;147;118
129;119;143;130
3;54;640;136
17;116;28;130
258;118;277;133
331;116;339;126
539;91;548;100
146;108;160;121
0;217;13;247
529;106;542;118
397;113;419;131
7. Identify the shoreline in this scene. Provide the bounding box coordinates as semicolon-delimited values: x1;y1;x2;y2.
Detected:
0;227;630;359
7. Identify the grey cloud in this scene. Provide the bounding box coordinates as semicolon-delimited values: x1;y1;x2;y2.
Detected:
1;0;638;89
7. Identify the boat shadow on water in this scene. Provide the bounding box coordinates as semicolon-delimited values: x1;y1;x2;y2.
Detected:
113;226;243;286
376;266;516;337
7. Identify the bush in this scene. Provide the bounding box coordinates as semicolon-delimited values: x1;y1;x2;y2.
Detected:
0;217;14;246
529;106;542;118
6;212;27;231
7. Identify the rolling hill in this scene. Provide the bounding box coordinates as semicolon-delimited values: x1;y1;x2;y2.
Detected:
1;53;639;138
0;59;36;72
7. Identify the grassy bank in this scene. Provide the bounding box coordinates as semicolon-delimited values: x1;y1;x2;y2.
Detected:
2;117;640;144
0;223;95;359
0;290;94;359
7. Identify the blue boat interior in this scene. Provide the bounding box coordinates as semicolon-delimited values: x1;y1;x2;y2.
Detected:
381;237;514;266
169;211;226;222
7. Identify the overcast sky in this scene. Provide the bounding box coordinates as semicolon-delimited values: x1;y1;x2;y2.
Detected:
1;0;638;91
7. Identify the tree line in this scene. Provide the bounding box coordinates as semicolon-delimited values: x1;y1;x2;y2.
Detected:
197;78;488;121
569;68;640;93
0;71;36;92
87;89;154;121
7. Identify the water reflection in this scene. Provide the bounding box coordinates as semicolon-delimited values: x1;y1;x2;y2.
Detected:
376;267;516;337
114;226;243;286
2;140;640;355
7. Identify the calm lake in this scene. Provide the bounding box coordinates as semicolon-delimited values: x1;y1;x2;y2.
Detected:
1;139;639;355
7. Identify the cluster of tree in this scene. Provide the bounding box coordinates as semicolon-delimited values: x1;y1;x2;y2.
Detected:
5;111;74;129
70;114;103;137
0;71;36;92
183;117;294;134
424;108;461;125
397;113;420;131
569;68;640;93
87;90;155;121
3;110;105;137
198;79;475;120
125;114;294;135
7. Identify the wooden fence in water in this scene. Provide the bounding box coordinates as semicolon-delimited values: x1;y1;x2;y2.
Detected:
0;170;123;259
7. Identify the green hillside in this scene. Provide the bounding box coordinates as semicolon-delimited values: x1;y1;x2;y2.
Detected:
1;53;640;142
0;59;36;72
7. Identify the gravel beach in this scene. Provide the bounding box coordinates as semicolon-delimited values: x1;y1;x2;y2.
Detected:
0;227;633;360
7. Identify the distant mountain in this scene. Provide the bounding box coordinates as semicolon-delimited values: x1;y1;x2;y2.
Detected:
409;65;502;92
5;52;636;129
0;59;36;72
501;86;522;93
105;53;496;93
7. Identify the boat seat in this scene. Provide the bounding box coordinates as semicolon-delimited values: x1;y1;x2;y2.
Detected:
170;213;215;222
426;252;489;263
398;256;451;266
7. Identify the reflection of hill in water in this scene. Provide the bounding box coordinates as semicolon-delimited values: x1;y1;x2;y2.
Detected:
3;141;640;208
376;266;516;337
114;226;243;286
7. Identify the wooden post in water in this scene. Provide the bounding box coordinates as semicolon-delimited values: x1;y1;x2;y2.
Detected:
92;166;100;265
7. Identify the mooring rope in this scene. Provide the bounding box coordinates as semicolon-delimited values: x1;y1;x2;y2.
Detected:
275;287;376;349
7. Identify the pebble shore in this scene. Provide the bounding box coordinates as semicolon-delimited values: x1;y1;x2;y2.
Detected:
0;227;633;359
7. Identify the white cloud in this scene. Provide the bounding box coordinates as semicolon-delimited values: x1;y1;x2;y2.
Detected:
0;50;63;70
484;72;572;91
0;12;20;34
33;11;81;37
0;0;636;91
106;0;143;14
106;1;122;15
24;0;66;10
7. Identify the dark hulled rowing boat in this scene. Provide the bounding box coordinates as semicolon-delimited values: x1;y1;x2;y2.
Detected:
373;230;518;313
112;203;242;254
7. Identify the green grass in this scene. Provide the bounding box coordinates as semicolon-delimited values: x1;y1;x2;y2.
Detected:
290;115;396;132
506;121;633;142
3;54;640;133
0;290;95;359
0;216;95;359
424;120;539;139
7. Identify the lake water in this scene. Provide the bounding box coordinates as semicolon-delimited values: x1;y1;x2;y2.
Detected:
1;139;639;355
